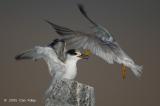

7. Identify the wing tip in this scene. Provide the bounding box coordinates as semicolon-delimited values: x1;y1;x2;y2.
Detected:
77;3;98;27
43;19;55;27
44;19;74;35
77;3;87;16
15;52;33;60
15;54;21;60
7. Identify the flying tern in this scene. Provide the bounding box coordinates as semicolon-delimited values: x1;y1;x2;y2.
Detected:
45;4;142;79
15;39;89;80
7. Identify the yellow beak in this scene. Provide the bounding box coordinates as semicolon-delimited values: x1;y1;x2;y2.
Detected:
78;50;92;59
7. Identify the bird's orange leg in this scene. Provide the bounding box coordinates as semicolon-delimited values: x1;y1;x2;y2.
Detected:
122;64;127;79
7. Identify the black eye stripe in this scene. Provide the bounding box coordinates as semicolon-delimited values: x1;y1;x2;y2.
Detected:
67;49;77;55
71;53;77;55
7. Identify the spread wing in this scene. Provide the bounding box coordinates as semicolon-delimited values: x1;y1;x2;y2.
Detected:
77;4;114;42
15;46;65;76
45;20;117;64
77;4;142;76
77;4;130;61
45;21;142;77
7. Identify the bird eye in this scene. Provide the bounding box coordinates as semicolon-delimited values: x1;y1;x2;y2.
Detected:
67;49;77;55
74;52;78;55
71;52;77;55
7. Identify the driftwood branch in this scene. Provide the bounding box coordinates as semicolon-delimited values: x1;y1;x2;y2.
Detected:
45;79;95;106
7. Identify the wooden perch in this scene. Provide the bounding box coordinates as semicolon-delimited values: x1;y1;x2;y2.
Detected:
45;79;95;106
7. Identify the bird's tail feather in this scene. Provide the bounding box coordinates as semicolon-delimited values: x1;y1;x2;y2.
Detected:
130;64;143;77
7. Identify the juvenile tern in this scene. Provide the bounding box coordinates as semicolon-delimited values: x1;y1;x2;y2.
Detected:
15;39;89;80
45;5;142;79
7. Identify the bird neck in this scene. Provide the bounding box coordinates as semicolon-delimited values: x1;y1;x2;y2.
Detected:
65;58;78;66
63;58;78;79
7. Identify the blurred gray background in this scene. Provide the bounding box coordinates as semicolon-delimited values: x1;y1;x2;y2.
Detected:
0;0;160;106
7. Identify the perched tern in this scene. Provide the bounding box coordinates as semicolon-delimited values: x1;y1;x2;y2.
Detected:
45;4;142;79
15;39;89;80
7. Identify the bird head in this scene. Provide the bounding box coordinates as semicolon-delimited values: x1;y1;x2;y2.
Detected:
66;49;89;61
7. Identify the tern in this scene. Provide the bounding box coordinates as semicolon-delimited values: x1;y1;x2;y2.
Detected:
15;39;89;80
44;4;142;79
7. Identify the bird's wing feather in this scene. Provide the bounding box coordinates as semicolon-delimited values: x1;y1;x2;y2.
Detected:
65;33;117;64
49;39;66;62
78;4;143;76
46;21;142;76
15;46;65;76
45;20;116;63
77;4;114;42
45;20;74;35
